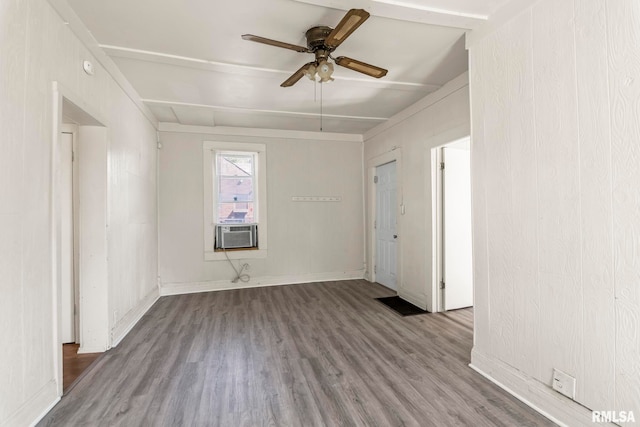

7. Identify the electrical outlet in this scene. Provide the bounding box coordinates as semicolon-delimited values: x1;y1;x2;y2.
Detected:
552;368;576;399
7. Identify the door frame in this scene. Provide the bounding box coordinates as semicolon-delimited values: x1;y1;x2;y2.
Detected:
431;136;471;312
60;124;79;344
366;149;403;293
52;82;108;397
374;160;398;290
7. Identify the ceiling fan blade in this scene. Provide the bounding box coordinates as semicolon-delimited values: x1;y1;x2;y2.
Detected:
281;62;315;87
335;56;388;78
325;9;370;49
241;34;309;53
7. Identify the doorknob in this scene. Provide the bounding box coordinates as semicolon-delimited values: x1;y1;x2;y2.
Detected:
393;235;398;239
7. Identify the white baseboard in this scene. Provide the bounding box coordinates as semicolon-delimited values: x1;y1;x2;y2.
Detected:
1;379;58;427
160;270;365;296
470;348;615;427
111;287;160;347
77;345;107;354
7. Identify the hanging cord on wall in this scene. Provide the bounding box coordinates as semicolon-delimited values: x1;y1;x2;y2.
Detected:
223;249;250;283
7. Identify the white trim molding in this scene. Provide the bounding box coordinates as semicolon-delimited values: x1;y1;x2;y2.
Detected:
3;379;58;427
111;288;160;347
159;270;365;296
470;349;616;427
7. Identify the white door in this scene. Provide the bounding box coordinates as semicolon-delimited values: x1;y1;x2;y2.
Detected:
60;132;75;343
375;161;397;290
442;146;473;310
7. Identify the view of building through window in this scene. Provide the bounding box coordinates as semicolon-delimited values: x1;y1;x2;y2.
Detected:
216;152;256;224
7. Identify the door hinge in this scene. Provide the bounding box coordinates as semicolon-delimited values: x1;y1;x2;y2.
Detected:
72;151;75;162
374;266;377;273
440;162;445;170
373;175;378;183
440;280;446;289
374;220;376;229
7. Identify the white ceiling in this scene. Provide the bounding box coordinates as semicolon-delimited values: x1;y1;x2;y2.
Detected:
65;0;509;134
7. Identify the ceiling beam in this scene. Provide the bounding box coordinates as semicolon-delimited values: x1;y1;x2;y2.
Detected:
100;45;441;93
144;99;389;122
157;123;364;142
291;0;488;29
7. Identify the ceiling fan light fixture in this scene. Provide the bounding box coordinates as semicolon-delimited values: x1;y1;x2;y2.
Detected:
317;60;334;82
244;8;385;88
304;64;317;80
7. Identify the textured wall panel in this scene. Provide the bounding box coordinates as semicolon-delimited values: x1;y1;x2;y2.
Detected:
0;0;26;216
505;11;540;379
484;17;517;369
0;0;27;417
531;0;583;388
0;215;24;417
0;0;158;423
470;0;640;421
468;48;490;354
574;0;616;410
607;0;640;415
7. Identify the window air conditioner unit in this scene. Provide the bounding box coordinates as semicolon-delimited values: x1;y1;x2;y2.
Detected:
215;224;258;249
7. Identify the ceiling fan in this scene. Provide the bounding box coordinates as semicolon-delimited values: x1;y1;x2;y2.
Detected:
242;9;388;87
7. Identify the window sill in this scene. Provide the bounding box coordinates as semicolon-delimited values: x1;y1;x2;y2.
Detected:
204;249;267;261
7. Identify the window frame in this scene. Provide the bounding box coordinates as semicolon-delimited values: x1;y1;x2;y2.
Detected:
215;150;257;225
203;141;267;261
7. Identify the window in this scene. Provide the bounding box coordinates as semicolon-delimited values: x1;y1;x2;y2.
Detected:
215;152;257;224
203;141;267;260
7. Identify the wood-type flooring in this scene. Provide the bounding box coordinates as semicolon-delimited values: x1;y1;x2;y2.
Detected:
63;343;101;392
40;280;554;426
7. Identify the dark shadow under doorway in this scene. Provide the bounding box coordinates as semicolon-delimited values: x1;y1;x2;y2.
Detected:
376;296;429;316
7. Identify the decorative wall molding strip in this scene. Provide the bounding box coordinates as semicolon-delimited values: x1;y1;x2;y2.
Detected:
4;380;58;427
111;288;161;348
470;349;612;427
160;270;366;296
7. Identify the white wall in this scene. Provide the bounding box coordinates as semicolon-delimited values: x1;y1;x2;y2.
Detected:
0;1;158;424
363;73;470;312
468;0;640;425
158;127;365;293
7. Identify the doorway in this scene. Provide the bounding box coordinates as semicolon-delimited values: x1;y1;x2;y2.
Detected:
375;161;398;290
54;83;109;397
434;138;473;311
59;128;78;345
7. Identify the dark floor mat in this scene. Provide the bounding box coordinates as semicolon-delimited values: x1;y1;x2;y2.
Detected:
375;296;429;316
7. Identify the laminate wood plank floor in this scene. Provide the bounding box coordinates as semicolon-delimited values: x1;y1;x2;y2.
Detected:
40;280;555;426
63;343;101;392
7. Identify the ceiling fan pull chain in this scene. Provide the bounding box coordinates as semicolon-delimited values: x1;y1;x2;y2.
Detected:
320;81;323;132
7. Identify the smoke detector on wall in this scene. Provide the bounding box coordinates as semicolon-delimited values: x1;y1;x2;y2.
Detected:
83;60;94;76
